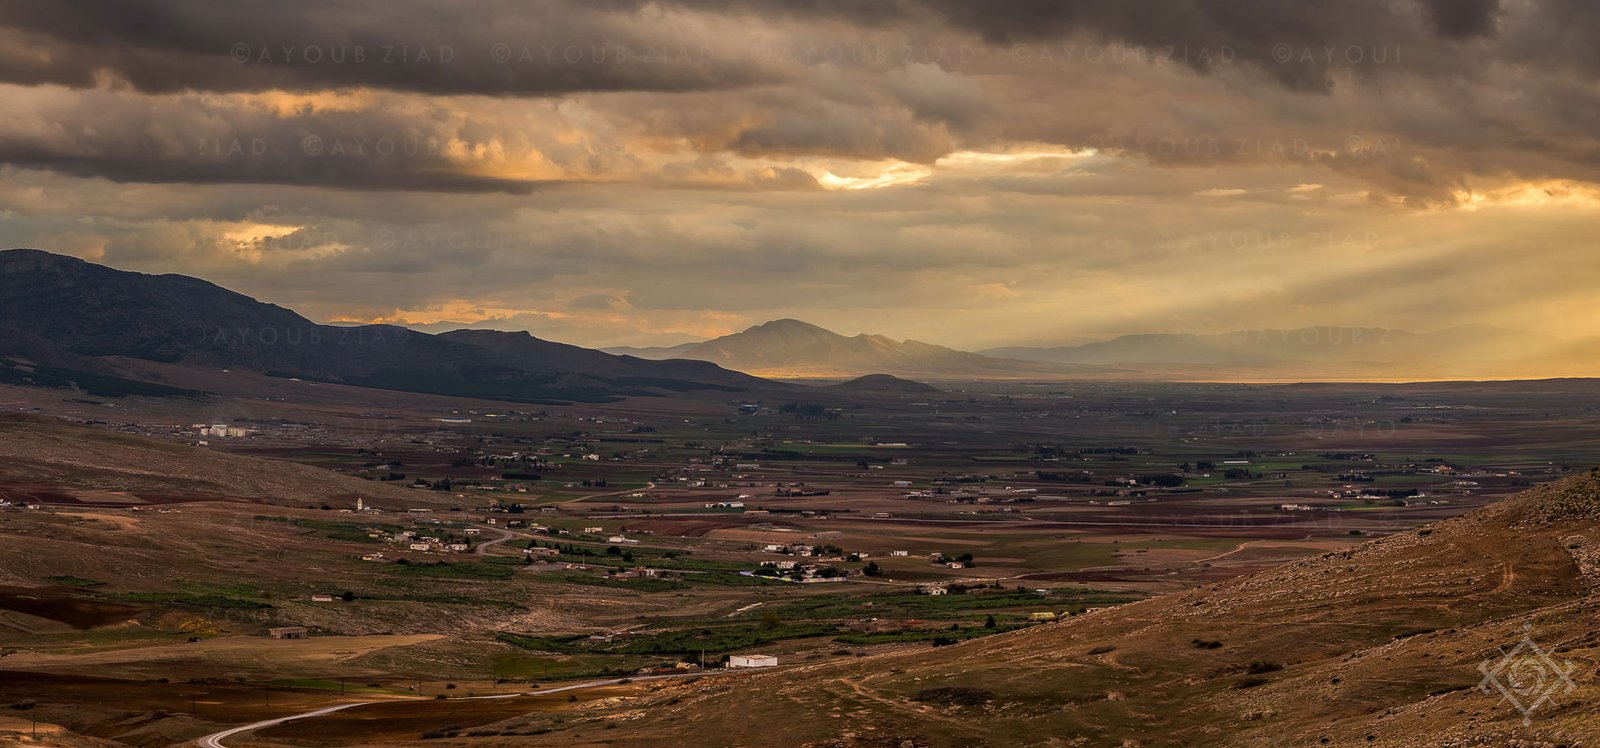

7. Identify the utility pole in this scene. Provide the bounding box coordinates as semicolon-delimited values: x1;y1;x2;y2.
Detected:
340;677;346;695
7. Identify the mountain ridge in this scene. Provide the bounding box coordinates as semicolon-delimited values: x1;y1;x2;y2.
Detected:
602;318;1583;380
0;248;773;403
604;318;1097;379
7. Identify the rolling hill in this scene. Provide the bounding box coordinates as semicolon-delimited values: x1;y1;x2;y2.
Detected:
0;414;443;509
824;373;942;394
606;319;1091;379
0;249;771;403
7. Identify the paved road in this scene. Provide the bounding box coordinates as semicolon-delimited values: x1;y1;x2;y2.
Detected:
194;670;728;748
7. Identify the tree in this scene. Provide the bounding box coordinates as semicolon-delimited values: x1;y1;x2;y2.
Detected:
984;614;996;629
760;609;782;629
862;561;881;577
339;591;355;602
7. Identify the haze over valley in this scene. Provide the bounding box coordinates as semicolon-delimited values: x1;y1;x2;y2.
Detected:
3;2;1600;746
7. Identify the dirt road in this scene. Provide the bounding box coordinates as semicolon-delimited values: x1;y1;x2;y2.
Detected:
195;669;740;748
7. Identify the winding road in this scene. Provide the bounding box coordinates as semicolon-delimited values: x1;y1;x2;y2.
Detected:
472;527;517;555
195;670;732;748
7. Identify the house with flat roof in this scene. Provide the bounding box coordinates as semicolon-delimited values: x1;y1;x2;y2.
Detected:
728;654;778;668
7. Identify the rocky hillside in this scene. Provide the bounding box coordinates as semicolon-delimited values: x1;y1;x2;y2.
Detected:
541;470;1600;747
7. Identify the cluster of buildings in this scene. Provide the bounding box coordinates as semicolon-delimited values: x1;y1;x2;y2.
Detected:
761;542;819;556
360;526;475;555
750;560;846;583
194;423;250;438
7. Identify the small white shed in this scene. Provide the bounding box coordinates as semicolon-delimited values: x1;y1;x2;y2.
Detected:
728;654;778;668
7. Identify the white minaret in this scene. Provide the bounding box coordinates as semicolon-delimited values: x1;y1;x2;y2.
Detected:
356;497;365;512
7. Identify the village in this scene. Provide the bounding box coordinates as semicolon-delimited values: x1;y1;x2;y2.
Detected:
2;378;1592;747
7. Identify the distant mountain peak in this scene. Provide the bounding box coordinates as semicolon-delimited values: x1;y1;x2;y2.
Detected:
753;318;829;331
734;318;844;341
618;317;1079;378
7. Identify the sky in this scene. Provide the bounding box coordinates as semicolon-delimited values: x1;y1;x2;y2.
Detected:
1;0;1599;351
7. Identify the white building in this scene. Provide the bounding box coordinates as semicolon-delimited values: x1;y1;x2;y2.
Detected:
728;654;778;668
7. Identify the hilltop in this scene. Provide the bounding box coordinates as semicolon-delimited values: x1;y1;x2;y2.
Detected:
823;373;942;394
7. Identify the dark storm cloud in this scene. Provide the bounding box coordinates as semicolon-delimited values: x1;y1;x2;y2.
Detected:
0;88;563;193
657;0;1496;92
1419;0;1500;39
0;0;1597;203
0;0;777;95
0;0;1534;97
0;148;547;194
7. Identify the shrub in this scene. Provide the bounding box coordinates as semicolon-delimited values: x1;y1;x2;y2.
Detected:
1234;677;1270;689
